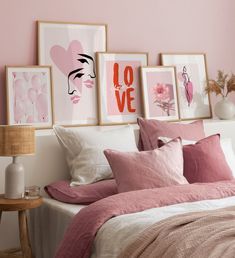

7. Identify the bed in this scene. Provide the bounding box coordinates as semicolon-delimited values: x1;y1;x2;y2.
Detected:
28;119;235;258
30;187;235;258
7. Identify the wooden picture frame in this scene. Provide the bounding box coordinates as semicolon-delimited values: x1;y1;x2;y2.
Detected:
38;21;107;126
161;53;212;120
6;66;53;129
140;66;180;121
97;52;148;125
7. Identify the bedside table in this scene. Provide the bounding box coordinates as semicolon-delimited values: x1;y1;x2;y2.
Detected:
0;195;43;258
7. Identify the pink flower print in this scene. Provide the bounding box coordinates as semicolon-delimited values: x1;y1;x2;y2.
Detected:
153;83;170;101
153;83;175;116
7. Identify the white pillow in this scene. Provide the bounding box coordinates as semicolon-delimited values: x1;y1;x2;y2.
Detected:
159;136;235;177
53;125;138;185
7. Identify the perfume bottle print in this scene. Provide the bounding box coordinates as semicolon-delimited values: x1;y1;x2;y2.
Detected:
182;66;193;107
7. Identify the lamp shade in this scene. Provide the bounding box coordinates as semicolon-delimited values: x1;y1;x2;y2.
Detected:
0;125;35;156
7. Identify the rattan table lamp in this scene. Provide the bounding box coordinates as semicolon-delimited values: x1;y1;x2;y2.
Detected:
0;126;35;199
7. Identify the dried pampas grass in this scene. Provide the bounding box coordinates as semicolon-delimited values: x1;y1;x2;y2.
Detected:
206;70;235;97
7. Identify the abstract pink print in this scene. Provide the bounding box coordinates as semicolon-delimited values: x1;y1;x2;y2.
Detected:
13;72;49;124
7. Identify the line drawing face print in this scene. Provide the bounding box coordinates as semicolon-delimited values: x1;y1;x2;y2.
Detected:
67;54;96;104
50;40;96;105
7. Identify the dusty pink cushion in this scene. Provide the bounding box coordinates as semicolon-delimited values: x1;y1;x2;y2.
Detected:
44;179;117;204
137;117;205;151
183;134;233;183
104;138;188;193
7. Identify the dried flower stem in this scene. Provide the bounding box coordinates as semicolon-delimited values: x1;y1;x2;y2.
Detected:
205;70;235;98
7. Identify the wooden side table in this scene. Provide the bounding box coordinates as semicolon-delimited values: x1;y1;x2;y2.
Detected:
0;195;43;258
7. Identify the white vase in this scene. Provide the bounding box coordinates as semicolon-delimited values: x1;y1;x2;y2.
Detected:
214;97;235;120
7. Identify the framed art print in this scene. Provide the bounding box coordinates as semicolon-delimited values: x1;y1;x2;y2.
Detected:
38;21;107;126
6;66;53;128
161;53;212;120
97;52;148;125
141;66;180;121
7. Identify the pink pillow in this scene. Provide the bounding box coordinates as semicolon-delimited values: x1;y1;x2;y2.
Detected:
137;117;205;151
183;134;233;183
104;138;188;193
44;179;117;204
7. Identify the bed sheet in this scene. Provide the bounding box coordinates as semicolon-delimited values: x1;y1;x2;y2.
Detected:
29;198;86;258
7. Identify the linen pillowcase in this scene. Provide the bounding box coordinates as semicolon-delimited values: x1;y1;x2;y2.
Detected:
159;136;235;178
104;138;188;193
183;134;233;183
53;125;138;186
137;117;205;151
45;179;117;204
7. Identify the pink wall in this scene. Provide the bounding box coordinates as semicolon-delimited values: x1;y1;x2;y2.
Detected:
0;0;235;124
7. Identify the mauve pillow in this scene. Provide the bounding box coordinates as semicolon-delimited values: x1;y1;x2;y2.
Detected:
44;179;117;204
137;117;205;151
183;134;233;183
104;138;188;193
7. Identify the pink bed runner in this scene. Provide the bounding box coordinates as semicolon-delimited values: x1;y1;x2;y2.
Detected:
55;180;235;258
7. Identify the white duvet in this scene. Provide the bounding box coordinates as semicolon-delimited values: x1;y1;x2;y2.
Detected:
91;196;235;258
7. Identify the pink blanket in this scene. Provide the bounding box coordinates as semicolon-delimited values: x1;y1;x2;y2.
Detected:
118;206;235;258
55;180;235;258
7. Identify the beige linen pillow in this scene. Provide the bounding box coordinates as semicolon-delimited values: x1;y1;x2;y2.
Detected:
53;125;138;185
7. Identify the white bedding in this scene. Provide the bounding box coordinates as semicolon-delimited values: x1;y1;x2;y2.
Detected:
30;196;235;258
29;198;86;258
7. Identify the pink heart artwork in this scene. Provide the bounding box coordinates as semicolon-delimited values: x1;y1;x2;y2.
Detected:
50;40;84;93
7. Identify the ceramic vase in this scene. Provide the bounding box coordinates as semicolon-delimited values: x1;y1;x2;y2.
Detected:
214;97;235;120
